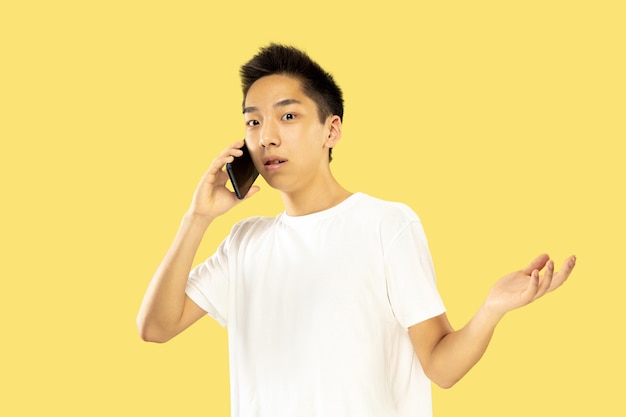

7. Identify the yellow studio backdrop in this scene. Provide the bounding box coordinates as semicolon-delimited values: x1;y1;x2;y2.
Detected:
1;1;624;416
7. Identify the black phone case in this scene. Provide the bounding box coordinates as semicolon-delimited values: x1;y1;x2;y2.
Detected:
226;142;259;200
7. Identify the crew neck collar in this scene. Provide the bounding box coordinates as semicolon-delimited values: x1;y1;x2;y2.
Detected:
279;192;363;225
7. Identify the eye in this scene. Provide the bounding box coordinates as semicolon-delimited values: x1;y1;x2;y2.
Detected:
246;119;259;127
281;113;296;121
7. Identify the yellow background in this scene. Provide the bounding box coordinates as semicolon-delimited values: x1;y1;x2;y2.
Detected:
1;1;624;416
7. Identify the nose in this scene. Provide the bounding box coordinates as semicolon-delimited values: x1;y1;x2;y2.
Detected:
259;120;281;149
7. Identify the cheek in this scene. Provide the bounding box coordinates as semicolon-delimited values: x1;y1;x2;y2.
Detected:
298;123;324;140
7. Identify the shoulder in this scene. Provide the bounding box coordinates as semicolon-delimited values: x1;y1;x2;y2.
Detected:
353;193;421;224
228;216;276;243
348;193;425;243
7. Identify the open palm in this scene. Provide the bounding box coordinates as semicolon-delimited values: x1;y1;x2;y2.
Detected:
486;254;576;316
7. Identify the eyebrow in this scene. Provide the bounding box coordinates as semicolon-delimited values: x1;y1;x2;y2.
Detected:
243;98;303;114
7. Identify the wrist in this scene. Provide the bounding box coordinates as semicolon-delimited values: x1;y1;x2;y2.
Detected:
182;210;214;229
478;302;506;326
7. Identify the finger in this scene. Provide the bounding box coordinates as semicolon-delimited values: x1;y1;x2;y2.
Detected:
227;140;246;158
533;259;554;301
217;141;246;164
204;142;246;178
521;269;540;304
522;253;550;275
548;255;577;292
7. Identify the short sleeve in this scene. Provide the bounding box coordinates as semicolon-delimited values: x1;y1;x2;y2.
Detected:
384;220;446;329
186;238;230;327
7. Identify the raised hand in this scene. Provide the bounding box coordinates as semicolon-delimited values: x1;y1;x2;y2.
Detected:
188;140;260;220
485;254;577;318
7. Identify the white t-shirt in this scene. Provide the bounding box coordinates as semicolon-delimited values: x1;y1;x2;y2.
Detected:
186;193;446;417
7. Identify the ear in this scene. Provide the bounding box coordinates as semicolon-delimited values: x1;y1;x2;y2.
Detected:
324;115;342;149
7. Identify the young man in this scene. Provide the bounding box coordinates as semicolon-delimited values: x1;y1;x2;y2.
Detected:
137;44;576;417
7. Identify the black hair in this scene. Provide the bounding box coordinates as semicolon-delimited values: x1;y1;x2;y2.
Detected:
240;44;344;161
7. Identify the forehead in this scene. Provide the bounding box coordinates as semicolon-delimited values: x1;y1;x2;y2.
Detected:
244;74;310;107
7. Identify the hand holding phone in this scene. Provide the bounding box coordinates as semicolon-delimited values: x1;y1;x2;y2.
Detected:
226;140;259;200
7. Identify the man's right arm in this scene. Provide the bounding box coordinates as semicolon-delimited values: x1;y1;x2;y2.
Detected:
136;141;259;343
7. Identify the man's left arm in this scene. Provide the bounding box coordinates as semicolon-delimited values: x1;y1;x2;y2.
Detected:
409;254;576;388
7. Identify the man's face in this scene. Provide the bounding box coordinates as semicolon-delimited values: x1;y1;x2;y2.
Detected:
243;74;340;194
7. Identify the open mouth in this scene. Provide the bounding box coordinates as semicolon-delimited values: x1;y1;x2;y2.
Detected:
264;159;286;166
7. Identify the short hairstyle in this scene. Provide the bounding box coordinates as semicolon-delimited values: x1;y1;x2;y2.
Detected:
240;44;344;161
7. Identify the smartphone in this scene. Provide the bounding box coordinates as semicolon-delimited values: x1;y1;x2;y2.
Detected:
226;140;259;200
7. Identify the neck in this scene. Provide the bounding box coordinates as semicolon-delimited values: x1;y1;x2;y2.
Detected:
281;179;352;216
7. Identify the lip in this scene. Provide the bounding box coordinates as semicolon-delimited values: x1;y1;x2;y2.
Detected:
262;155;288;171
